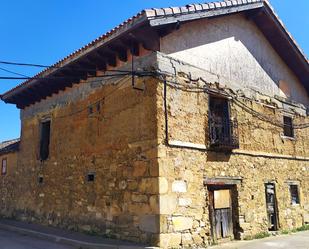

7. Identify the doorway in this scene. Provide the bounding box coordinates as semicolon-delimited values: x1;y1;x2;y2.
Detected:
265;183;279;231
208;185;237;241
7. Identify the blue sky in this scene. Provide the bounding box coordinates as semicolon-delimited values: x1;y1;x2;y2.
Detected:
0;0;308;142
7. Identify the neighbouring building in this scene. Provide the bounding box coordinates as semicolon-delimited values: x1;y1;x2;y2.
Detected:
0;139;20;213
1;0;308;248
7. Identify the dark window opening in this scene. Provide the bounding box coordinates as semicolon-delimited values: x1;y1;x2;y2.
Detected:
289;185;300;205
1;158;7;175
88;106;93;115
40;120;51;161
283;116;294;137
38;176;44;184
96;102;101;112
209;96;239;150
87;173;95;182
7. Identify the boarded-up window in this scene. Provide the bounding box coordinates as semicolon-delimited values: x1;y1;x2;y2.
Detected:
214;189;230;209
1;158;7;175
283;116;294;138
40;120;51;161
289;185;300;205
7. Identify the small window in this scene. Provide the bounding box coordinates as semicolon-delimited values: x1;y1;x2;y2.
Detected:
87;173;95;182
88;106;93;115
1;158;7;175
40;120;51;161
38;176;44;184
96;102;101;113
283;116;294;137
289;185;300;205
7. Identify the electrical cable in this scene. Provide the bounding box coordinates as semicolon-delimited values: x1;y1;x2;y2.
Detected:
0;66;29;78
155;74;309;129
0;59;308;129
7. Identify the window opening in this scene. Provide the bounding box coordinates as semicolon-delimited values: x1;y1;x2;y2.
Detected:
283;116;294;137
40;120;51;161
1;158;7;175
289;185;300;205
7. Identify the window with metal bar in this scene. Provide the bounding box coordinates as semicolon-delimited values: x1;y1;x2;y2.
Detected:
289;185;300;205
283;116;294;137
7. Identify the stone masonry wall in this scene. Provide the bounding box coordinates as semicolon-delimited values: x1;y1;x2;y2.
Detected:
1;76;161;245
155;76;309;248
0;152;18;214
0;51;308;248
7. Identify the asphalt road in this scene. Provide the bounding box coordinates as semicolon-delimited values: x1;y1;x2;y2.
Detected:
0;228;77;249
1;226;308;249
211;230;309;249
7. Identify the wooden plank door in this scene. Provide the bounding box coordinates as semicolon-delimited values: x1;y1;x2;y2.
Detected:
209;188;234;240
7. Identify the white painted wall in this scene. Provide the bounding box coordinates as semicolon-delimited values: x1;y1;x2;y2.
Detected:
160;13;309;106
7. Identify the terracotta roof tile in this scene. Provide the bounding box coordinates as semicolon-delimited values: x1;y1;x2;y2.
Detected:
171;7;181;15
144;9;156;17
163;7;174;15
180;6;189;13
221;2;227;7
194;4;203;11
201;3;210;10
208;3;216;9
2;0;308;102
0;138;20;155
225;1;233;7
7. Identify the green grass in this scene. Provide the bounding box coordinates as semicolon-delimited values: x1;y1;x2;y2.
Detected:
291;224;309;233
281;229;290;235
245;224;309;241
244;231;270;240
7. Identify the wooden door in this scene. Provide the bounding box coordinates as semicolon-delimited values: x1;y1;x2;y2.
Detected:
209;188;234;240
265;183;279;230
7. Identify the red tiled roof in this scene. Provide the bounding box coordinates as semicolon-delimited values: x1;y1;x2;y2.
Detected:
1;0;308;104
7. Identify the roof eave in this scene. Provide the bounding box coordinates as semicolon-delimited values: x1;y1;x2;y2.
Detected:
1;13;149;103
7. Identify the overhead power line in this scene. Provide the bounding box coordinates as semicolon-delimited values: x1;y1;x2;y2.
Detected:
0;70;154;81
0;59;307;129
0;60;53;69
0;66;29;78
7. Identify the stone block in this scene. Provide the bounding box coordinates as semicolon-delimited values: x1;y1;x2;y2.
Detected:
149;195;159;213
139;178;158;194
159;233;181;248
172;216;193;231
183;170;194;182
181;233;193;246
131;194;148;203
172;180;187;193
303;213;309;223
139;215;159;233
160;195;177;214
133;160;148;177
178;198;192;207
159;177;169;194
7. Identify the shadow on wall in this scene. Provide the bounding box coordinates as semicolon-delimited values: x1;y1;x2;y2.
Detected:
161;13;308;105
206;151;231;162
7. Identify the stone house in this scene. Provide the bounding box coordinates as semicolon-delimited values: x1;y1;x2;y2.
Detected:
0;139;19;212
1;0;309;248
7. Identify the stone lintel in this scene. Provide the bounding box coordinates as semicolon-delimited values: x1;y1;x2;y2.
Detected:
204;176;242;186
